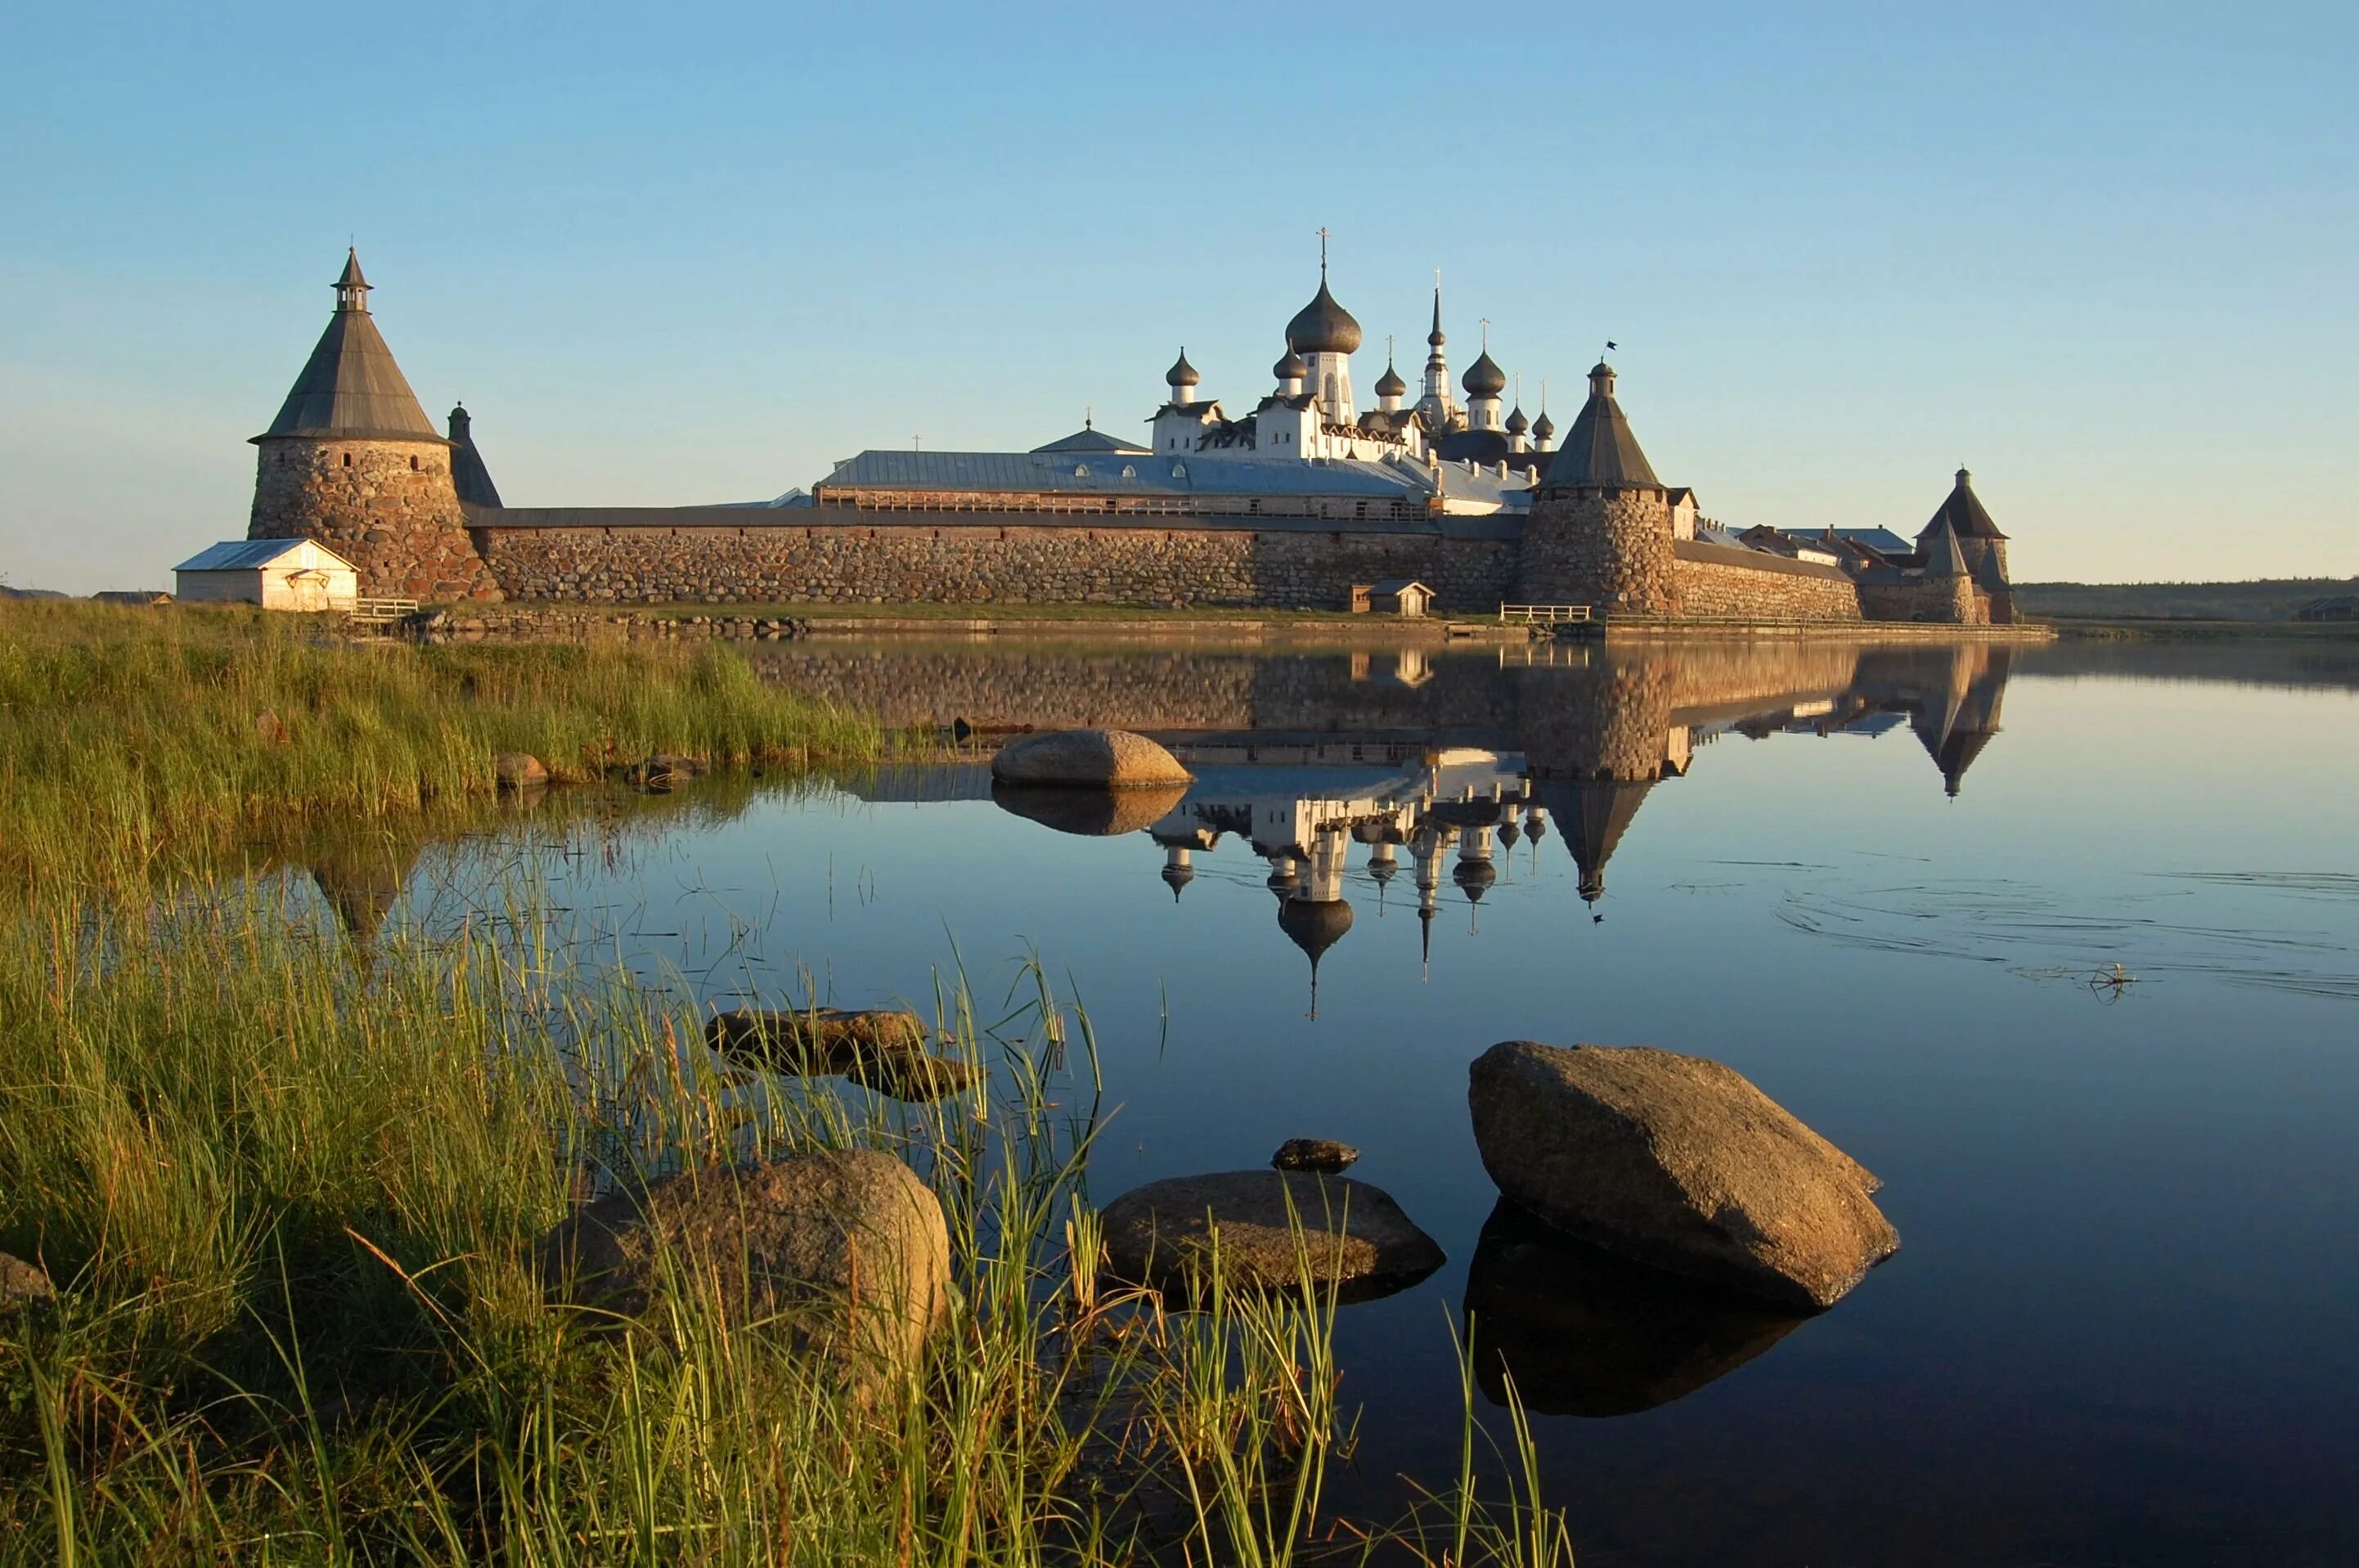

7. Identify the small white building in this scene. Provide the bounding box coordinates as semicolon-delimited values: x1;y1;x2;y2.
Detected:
173;538;359;612
1353;578;1436;618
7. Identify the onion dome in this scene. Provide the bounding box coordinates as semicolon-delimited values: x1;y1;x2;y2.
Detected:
1463;351;1507;398
1273;347;1309;382
1453;859;1497;901
1498;818;1522;849
1531;409;1557;443
1505;405;1530;435
1278;896;1355;966
1374;361;1409;398
1166;349;1200;390
1286;279;1364;356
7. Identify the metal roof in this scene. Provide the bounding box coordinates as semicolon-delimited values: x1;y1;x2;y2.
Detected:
255;272;443;443
819;448;1447;500
1830;527;1913;555
1539;362;1660;489
1031;425;1150;455
1921;467;2007;540
173;537;354;572
447;405;503;506
1285;277;1364;355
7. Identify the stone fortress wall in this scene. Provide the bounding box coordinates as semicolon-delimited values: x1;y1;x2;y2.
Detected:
474;518;1520;613
251;438;499;602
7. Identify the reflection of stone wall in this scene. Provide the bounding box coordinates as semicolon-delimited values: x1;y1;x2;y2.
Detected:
479;523;1518;616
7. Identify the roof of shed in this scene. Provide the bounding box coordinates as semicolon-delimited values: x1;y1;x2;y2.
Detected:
174;537;356;572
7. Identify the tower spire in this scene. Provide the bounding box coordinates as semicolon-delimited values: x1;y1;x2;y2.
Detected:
335;247;371;312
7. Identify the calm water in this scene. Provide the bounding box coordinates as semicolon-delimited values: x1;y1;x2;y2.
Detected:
319;637;2359;1566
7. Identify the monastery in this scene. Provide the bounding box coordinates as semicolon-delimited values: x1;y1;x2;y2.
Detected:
239;248;2018;625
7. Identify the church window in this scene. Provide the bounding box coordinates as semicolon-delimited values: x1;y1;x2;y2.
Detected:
341;452;351;467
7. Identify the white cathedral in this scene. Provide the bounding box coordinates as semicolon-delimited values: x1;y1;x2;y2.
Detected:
1052;254;1558;474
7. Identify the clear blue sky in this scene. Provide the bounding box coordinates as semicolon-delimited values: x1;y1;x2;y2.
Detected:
2;1;2352;592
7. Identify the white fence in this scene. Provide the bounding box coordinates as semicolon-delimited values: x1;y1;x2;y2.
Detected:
1496;603;1594;625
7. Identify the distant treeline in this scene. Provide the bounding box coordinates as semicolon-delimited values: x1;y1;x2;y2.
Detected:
2013;577;2359;622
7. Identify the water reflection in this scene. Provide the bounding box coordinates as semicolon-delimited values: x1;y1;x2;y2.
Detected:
1463;1199;1807;1417
934;643;2016;1009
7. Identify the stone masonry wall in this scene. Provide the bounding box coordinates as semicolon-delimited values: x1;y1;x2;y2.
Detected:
1858;575;1979;625
476;523;1518;616
250;438;501;601
1516;487;1678;613
1671;546;1863;622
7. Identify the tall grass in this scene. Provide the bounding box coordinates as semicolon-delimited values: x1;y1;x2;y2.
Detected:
0;600;877;896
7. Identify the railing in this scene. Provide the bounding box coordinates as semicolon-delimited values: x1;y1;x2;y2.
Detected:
351;597;419;623
1497;603;1593;624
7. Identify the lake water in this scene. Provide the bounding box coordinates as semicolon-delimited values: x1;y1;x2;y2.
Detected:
311;636;2359;1566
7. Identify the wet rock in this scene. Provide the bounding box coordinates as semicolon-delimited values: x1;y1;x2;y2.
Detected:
1463;1199;1804;1417
1468;1040;1897;1310
621;753;711;791
990;728;1193;788
536;1149;949;1387
706;1008;976;1103
492;751;549;790
991;779;1189;837
1270;1138;1359;1174
0;1251;55;1310
1099;1170;1444;1304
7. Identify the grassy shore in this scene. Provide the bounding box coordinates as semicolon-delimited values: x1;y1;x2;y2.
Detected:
0;603;1573;1564
0;600;878;896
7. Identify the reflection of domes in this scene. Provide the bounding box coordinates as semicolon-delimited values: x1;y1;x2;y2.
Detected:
1453;859;1498;901
1369;858;1399;886
1498;818;1523;849
1463;351;1507;398
1161;861;1196;901
1278;896;1355;965
1286;280;1364;355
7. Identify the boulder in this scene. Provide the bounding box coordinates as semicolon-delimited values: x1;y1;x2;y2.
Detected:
991;779;1189;838
1270;1138;1359;1174
1463;1199;1804;1417
989;729;1193;788
622;753;711;791
536;1149;949;1387
0;1251;54;1310
492;751;550;790
1467;1040;1896;1310
1099;1170;1444;1304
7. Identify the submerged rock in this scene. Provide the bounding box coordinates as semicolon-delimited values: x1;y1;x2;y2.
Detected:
621;753;710;791
0;1251;54;1310
1463;1199;1805;1417
536;1149;949;1387
991;779;1189;837
989;728;1193;788
1467;1040;1898;1310
1099;1170;1444;1304
706;1008;975;1103
492;751;550;790
1270;1138;1359;1174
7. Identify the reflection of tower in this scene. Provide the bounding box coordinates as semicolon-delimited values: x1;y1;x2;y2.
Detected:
1519;656;1679;918
1365;837;1400;911
1412;824;1447;980
1279;824;1355;1019
1454;824;1498;932
1910;645;2011;797
305;832;421;955
1161;845;1196;901
1524;804;1549;871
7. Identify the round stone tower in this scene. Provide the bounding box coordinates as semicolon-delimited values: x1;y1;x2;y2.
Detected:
1516;361;1677;614
247;250;501;602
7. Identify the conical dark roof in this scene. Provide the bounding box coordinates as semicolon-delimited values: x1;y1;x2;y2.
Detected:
1924;515;1968;577
1539;362;1660;490
256;250;443;443
1287;278;1364;355
1922;467;2007;541
447;405;503;507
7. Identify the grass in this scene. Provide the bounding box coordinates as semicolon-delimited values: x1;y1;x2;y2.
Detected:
0;602;1578;1564
0;600;878;897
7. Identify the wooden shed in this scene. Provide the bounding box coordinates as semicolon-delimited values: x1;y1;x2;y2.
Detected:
1352;578;1435;618
173;538;358;613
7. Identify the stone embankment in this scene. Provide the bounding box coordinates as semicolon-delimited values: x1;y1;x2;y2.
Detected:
396;606;810;645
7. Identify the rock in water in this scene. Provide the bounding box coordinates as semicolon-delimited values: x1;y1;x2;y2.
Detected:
492;751;549;789
536;1150;949;1387
0;1251;55;1310
1467;1040;1897;1310
989;728;1193;788
1099;1170;1444;1304
1270;1138;1359;1173
706;1008;976;1103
